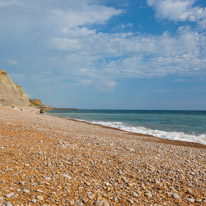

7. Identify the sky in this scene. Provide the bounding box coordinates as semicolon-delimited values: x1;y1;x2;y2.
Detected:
0;0;206;110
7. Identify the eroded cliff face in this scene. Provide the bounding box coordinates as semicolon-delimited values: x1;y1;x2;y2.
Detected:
0;69;30;106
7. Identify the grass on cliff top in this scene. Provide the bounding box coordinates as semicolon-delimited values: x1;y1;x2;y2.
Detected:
29;99;41;107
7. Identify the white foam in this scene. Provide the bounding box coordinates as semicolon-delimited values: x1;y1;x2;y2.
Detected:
90;121;206;145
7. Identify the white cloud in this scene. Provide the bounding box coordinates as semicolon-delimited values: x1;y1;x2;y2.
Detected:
147;0;206;27
105;80;117;88
0;0;122;29
50;25;206;79
6;59;20;65
1;0;206;91
51;4;122;29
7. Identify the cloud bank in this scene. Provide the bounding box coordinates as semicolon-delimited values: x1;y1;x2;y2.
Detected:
0;0;206;90
147;0;206;28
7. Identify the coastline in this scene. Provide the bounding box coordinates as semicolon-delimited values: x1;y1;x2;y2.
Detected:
46;109;206;147
0;105;205;205
62;117;206;149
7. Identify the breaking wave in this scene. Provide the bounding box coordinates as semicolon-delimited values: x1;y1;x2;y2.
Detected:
90;121;206;145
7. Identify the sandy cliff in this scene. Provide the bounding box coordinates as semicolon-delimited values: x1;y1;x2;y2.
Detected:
0;69;30;106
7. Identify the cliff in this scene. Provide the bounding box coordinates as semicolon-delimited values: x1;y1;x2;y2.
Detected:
30;99;42;106
0;69;30;106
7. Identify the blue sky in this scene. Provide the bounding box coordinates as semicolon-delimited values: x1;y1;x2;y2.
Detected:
0;0;206;109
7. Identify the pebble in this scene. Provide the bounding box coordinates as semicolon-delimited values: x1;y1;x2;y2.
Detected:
19;181;25;186
22;189;30;193
82;198;88;203
186;188;192;194
132;192;139;198
44;176;51;181
172;193;180;199
5;193;14;199
95;200;110;206
31;199;37;203
145;192;152;198
195;199;202;203
24;164;30;167
62;174;71;180
87;192;96;200
75;202;84;206
121;177;128;184
128;148;135;152
5;201;12;206
105;182;110;187
127;199;134;204
37;195;44;201
118;170;123;175
186;197;195;203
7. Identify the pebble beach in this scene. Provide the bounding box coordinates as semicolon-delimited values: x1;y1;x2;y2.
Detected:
0;106;205;206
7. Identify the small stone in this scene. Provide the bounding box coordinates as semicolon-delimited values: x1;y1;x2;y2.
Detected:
95;200;110;206
127;199;134;204
186;197;195;203
6;193;14;198
37;195;44;201
186;188;192;194
23;189;30;194
145;192;152;198
31;199;37;203
128;148;135;152
132;192;139;198
172;193;180;199
155;180;160;184
30;178;34;183
85;182;91;186
5;201;12;206
195;199;202;203
87;192;96;200
47;161;51;167
62;174;71;180
44;177;51;181
82;198;88;203
0;196;4;202
118;170;123;175
76;202;84;206
121;177;128;184
105;182;110;187
24;164;30;167
19;181;25;186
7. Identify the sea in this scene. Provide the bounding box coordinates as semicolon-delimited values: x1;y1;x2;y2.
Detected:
47;110;206;145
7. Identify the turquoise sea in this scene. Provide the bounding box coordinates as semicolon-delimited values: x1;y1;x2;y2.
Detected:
47;110;206;145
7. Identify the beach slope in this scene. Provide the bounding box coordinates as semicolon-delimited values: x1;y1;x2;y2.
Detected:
0;106;205;205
